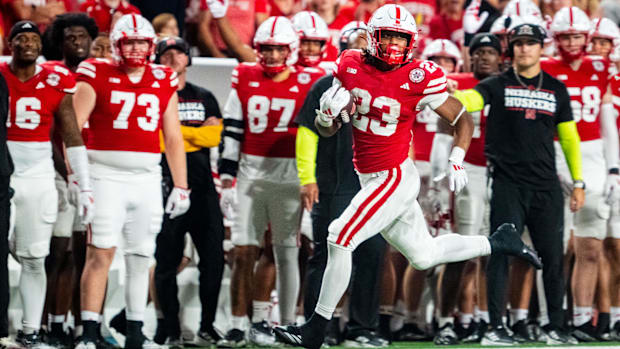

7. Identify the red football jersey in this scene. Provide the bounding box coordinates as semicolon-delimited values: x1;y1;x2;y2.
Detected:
76;59;177;154
449;72;486;166
79;0;141;33
232;63;323;158
0;62;75;142
541;56;611;142
611;73;620;131
334;50;449;173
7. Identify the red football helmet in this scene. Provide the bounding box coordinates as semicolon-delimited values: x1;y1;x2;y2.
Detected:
253;16;299;76
367;4;418;66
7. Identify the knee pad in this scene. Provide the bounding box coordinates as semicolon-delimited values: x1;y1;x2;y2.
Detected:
19;257;45;274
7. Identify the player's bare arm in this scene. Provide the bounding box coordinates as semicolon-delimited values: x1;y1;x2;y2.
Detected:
72;81;96;130
162;92;188;190
56;94;85;147
433;95;474;153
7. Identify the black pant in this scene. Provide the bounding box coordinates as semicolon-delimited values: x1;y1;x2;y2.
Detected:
154;152;225;337
0;176;9;337
304;192;386;333
486;178;565;328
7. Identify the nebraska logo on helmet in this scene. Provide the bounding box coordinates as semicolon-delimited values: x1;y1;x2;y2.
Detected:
367;4;418;66
253;16;299;76
110;14;156;67
292;11;329;67
550;6;591;63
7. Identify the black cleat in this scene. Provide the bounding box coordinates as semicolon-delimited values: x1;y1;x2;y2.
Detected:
489;223;542;269
543;325;577;345
433;323;458;345
572;321;600;342
481;326;517;346
274;314;327;349
393;323;427;341
109;310;127;337
324;318;340;346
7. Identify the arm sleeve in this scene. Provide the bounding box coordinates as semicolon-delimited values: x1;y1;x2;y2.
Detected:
557;120;583;181
181;124;223;148
296;126;319;185
218;88;243;180
453;89;485;113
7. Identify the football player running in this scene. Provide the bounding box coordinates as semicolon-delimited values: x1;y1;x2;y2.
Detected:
216;16;323;347
72;14;189;349
273;5;542;349
542;7;620;341
1;20;93;349
431;33;503;345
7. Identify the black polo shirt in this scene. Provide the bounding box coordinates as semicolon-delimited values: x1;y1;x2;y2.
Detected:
0;73;12;177
295;75;360;195
475;67;572;189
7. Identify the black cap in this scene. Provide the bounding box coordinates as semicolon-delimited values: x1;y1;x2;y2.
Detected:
9;20;40;41
155;36;191;66
469;33;502;56
509;23;546;44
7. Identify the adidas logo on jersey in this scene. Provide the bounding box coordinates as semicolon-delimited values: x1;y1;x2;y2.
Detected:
152;82;160;88
36;82;45;89
109;77;121;83
400;83;410;90
289;86;299;93
347;67;357;74
249;81;260;87
591;74;599;81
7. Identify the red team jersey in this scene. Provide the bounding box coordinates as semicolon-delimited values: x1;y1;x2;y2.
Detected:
334;50;449;173
541;56;612;142
611;73;620;133
449;72;486;166
232;63;323;158
0;62;75;143
75;59;178;154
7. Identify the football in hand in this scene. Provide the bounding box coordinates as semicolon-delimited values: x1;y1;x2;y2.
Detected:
338;90;356;123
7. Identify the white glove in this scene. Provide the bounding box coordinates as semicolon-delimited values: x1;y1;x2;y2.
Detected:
316;84;352;127
67;174;80;207
463;0;489;34
165;187;191;219
605;173;620;205
78;190;95;225
220;187;238;219
448;147;468;194
206;0;229;19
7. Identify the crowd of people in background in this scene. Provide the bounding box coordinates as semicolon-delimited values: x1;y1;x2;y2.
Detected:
0;0;619;348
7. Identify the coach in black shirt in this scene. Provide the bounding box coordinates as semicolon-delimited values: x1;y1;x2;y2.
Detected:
154;37;225;345
0;70;13;342
455;24;584;345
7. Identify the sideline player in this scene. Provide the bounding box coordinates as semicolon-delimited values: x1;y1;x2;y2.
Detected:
273;5;541;349
2;20;93;349
41;13;99;348
216;16;324;347
608;73;620;339
542;7;619;341
72;14;190;349
430;33;502;345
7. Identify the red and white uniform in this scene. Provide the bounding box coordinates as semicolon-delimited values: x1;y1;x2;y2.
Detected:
326;49;452;255
542;56;613;239
1;62;75;258
221;63;322;247
609;74;620;238
41;60;88;237
75;58;178;254
450;72;490;236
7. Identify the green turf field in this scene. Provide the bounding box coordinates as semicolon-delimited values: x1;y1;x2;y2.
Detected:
225;342;620;349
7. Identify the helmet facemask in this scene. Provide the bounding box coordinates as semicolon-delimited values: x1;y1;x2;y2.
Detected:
256;44;292;76
117;37;154;67
372;29;414;66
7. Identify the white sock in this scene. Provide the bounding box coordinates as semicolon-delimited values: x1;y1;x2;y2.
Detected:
475;308;490;324
379;305;394;316
81;311;99;322
74;325;83;338
231;316;246;330
459;313;473;328
51;315;65;323
124;254;150;322
573;306;592;327
252;301;271;323
438;316;454;328
273;245;300;325
611;307;620;327
315;243;352;320
98;315;103;323
510;308;528;323
333;307;343;318
19;257;46;334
